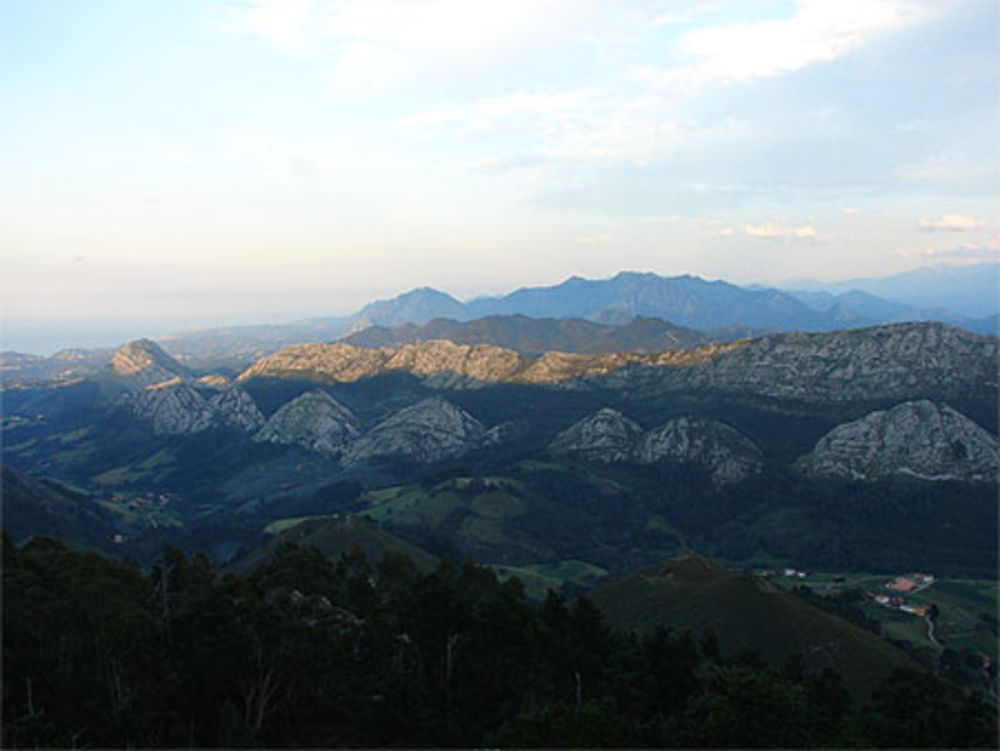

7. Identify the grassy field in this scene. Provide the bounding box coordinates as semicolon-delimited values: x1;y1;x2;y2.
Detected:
355;477;553;561
264;515;339;534
771;571;998;660
91;448;176;487
95;499;183;530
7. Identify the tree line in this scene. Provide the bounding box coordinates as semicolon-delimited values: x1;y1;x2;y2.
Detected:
3;531;995;748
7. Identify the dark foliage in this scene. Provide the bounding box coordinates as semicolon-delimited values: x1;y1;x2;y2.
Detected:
3;531;994;749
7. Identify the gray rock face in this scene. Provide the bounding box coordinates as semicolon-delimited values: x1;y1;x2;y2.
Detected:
798;400;999;482
550;409;762;486
208;386;266;432
480;420;527;448
342;397;484;465
110;339;190;389
550;408;644;463
119;382;265;435
635;416;764;487
120;383;216;435
236;323;996;407
254;390;360;456
619;323;996;403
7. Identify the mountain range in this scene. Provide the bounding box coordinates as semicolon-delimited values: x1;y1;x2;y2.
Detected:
340;314;711;354
3;266;994;384
2;319;996;576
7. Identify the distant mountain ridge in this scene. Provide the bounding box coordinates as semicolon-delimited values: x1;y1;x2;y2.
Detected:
787;262;998;318
3;267;994;380
341;314;711;354
238;322;996;405
344;267;997;336
350;272;827;332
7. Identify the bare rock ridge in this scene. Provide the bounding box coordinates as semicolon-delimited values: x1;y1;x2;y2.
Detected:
549;408;643;463
624;322;997;402
253;390;360;456
550;409;764;487
120;384;216;435
797;400;999;482
208;386;266;432
120;383;265;436
236;322;996;403
110;338;191;388
342;397;485;466
237;340;531;387
636;416;764;487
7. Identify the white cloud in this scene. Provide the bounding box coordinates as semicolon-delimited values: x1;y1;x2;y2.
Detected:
219;0;606;84
918;213;985;231
220;0;316;55
650;0;935;90
843;207;863;214
397;0;939;169
744;223;817;238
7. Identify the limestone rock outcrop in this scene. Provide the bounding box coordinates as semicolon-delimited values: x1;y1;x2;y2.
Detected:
635;416;763;486
234;323;996;405
208;386;266;432
110;339;191;389
549;408;643;463
119;381;265;436
342;397;484;465
119;384;216;435
253;390;360;456
797;400;998;482
550;408;762;486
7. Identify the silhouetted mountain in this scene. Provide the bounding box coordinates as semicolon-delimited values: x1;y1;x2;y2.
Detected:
465;272;826;330
349;287;466;332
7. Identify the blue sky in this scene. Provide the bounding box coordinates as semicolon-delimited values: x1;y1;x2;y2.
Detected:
2;0;997;351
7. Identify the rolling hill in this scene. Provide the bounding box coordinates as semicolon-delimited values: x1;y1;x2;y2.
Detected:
227;513;438;576
589;553;915;700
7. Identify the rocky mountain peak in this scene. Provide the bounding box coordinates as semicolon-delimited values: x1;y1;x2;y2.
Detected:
550;409;762;486
797;400;999;482
342;397;485;466
208;386;266;432
111;338;185;376
635;416;764;487
110;338;190;389
119;381;265;436
385;340;526;385
253;390;360;457
549;408;644;463
119;383;216;435
349;286;466;332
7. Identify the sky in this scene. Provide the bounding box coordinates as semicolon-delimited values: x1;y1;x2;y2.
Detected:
2;0;998;352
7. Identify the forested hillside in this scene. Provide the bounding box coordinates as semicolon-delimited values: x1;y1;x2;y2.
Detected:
3;534;994;749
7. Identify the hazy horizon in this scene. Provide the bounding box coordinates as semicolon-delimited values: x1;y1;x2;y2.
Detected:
3;0;997;353
3;261;996;356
